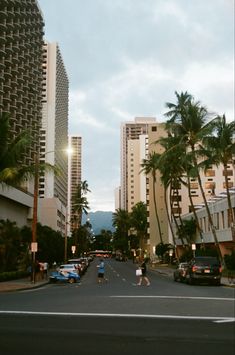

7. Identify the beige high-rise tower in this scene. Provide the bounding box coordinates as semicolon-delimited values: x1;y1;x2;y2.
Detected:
120;117;156;211
68;135;82;235
120;117;169;256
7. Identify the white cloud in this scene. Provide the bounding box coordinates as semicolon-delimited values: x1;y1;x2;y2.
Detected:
39;0;234;211
153;0;188;27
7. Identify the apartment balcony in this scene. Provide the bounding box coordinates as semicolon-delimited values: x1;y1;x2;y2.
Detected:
0;9;7;18
0;18;7;30
0;58;4;69
4;56;13;65
4;68;12;79
3;80;11;90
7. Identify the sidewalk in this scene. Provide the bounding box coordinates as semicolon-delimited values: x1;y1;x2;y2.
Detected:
0;277;49;293
150;264;235;288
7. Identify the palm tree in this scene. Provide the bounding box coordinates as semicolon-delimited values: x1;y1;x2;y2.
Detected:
0;112;57;186
165;92;223;262
72;181;90;230
0;112;31;185
112;208;130;236
112;208;130;252
130;201;148;252
156;136;186;253
141;152;163;244
203;114;235;227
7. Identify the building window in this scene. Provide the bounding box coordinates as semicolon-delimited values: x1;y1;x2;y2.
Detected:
152;126;157;132
221;211;225;229
205;182;216;189
190;183;198;189
205;169;215;177
223;170;233;176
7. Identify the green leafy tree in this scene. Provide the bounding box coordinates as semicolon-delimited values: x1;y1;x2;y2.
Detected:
92;229;113;251
0;219;22;272
112;208;130;252
130;202;148;251
72;181;90;251
36;224;64;265
164;91;222;262
0;112;31;185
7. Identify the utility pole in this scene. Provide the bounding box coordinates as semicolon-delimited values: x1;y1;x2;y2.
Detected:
31;153;39;283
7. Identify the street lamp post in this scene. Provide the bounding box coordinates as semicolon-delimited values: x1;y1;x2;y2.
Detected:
169;249;173;264
31;153;39;283
31;148;72;281
192;243;196;258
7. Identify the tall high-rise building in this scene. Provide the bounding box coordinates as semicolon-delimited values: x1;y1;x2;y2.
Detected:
0;0;44;164
120;117;156;211
0;0;44;227
120;117;168;255
68;135;82;234
39;42;69;234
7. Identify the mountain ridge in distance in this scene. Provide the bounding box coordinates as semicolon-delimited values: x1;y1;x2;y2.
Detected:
82;210;115;235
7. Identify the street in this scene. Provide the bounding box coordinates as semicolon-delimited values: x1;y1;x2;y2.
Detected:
0;258;234;355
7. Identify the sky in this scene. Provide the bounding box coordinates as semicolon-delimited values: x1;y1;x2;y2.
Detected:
38;0;234;212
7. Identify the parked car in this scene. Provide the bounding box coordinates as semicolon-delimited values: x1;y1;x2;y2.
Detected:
49;271;80;284
58;264;80;275
68;259;88;275
173;262;189;282
185;256;222;285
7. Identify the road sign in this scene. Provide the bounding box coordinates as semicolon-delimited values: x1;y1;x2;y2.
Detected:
31;242;38;252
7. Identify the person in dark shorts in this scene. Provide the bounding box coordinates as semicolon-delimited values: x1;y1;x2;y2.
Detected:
97;259;105;283
137;258;150;286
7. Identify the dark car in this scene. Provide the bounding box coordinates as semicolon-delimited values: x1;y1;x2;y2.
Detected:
185;256;222;285
173;262;189;282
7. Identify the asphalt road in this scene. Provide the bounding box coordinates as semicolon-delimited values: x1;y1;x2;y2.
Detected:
0;258;234;355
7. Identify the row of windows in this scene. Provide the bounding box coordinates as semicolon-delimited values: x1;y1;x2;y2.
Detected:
199;208;235;232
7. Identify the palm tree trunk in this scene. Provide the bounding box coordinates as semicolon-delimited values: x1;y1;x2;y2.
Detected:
164;186;179;260
152;173;163;244
170;182;185;246
186;175;205;248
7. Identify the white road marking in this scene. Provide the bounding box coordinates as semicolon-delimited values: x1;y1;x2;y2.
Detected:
0;310;234;322
214;319;235;323
110;295;234;301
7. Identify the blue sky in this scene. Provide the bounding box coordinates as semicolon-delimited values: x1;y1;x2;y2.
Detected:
38;0;234;212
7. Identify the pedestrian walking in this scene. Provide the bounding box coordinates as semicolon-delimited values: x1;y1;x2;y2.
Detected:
137;258;150;286
97;258;106;284
43;262;48;279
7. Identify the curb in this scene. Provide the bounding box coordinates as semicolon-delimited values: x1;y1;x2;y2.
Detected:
0;281;49;293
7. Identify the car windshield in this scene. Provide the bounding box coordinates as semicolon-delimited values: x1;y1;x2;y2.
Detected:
194;258;220;266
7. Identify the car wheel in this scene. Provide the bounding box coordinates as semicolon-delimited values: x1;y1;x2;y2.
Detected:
188;276;195;285
173;274;178;282
68;278;75;284
213;279;221;286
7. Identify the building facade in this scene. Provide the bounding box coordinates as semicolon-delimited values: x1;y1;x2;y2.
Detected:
67;135;82;235
120;117;156;211
39;42;69;234
0;0;44;165
0;0;44;226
